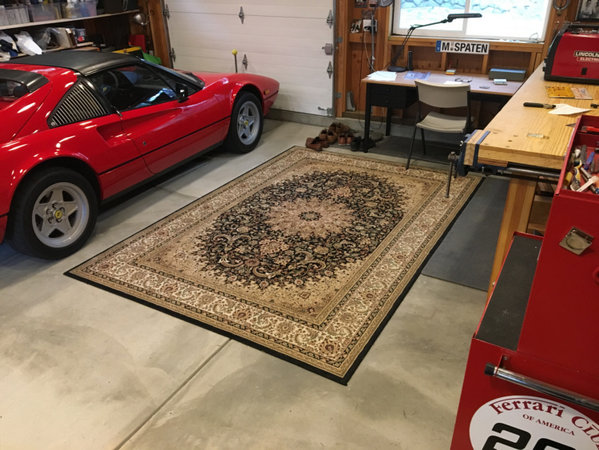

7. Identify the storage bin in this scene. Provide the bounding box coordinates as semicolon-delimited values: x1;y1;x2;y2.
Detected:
0;6;9;26
61;0;97;19
29;3;61;22
80;0;97;17
4;5;30;25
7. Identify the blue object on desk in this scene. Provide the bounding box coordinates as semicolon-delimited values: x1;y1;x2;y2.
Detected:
405;71;430;80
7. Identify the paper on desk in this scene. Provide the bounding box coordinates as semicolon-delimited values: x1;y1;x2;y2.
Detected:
571;87;593;99
548;103;591;115
367;71;398;81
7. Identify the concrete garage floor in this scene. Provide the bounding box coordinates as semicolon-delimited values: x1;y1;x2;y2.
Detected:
0;120;487;449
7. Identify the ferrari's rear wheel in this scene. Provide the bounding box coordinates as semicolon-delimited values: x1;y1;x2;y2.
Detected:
224;91;263;153
8;168;98;259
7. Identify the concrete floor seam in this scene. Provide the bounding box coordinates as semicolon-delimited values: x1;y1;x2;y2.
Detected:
114;338;232;449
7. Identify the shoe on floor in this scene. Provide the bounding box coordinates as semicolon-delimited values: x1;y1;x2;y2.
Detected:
306;136;324;151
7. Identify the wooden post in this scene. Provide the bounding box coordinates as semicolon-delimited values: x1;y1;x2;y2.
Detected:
335;0;349;115
144;0;171;67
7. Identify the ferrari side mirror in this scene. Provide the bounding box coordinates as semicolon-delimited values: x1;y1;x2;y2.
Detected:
176;83;189;102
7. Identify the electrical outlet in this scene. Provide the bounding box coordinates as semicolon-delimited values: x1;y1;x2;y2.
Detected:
363;19;377;33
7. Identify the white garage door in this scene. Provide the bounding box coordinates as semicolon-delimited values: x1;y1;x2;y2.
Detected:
165;0;335;116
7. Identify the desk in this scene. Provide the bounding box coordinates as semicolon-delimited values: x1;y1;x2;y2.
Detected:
464;64;599;295
361;70;522;151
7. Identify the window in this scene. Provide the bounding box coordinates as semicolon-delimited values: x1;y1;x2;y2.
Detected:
147;62;205;91
393;0;552;42
88;64;178;112
48;81;111;128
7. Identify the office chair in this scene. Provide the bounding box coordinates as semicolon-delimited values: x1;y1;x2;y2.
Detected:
406;80;471;171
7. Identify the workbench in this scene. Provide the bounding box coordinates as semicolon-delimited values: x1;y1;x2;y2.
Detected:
463;64;599;295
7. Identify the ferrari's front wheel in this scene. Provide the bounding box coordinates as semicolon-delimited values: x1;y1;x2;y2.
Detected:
224;91;263;153
8;168;98;259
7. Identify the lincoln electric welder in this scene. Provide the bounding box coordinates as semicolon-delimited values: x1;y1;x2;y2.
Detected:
545;23;599;84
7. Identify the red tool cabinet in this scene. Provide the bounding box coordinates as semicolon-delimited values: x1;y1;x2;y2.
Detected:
451;115;599;449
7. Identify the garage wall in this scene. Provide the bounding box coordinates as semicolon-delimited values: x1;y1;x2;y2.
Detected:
165;0;335;115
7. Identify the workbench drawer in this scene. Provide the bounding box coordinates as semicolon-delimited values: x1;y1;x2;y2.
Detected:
518;114;599;376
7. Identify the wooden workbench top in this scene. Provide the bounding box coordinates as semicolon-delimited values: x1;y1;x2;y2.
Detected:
468;65;599;170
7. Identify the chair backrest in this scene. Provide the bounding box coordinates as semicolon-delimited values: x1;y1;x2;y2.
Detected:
415;80;470;109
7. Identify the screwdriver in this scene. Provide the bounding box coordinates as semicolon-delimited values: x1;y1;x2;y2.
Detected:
581;126;599;134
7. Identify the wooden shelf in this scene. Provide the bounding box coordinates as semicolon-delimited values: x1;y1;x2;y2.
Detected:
0;10;138;31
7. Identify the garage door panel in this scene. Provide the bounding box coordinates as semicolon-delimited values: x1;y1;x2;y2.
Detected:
167;13;238;47
173;53;236;74
169;14;331;69
276;86;331;113
167;0;334;115
167;0;331;19
169;14;330;44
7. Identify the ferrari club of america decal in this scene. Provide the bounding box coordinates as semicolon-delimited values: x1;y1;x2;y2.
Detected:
469;395;599;449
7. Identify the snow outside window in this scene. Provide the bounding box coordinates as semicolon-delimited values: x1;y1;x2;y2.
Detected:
392;0;552;42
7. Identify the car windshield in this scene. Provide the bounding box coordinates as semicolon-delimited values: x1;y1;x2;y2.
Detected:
144;60;205;88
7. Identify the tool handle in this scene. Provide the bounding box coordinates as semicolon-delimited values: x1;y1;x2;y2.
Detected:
485;363;599;412
523;102;555;109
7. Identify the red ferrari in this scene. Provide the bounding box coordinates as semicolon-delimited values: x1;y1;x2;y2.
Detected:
0;50;278;259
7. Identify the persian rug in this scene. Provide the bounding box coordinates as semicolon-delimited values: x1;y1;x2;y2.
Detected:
68;146;480;383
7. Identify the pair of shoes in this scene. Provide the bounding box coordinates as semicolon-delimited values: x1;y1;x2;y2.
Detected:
350;136;362;151
327;129;337;144
319;129;337;145
306;136;327;151
361;137;375;151
329;122;351;136
338;132;354;145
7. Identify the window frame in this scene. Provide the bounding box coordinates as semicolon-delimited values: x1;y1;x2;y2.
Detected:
391;0;553;43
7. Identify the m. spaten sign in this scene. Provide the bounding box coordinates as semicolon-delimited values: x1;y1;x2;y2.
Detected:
436;40;489;54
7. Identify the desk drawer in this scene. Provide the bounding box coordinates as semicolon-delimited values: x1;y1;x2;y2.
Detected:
519;114;599;376
368;83;417;109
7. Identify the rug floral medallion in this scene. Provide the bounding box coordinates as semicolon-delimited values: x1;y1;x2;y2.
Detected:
68;146;480;383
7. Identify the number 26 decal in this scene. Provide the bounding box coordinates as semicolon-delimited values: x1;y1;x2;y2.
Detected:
483;423;574;450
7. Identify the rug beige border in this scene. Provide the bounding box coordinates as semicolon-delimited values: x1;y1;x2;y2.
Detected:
68;146;480;383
